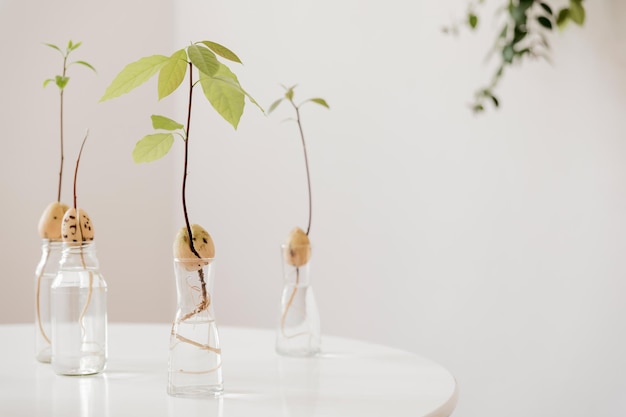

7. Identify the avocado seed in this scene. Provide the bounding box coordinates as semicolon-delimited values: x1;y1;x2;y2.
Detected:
284;227;311;267
173;224;215;271
38;201;69;240
61;207;95;243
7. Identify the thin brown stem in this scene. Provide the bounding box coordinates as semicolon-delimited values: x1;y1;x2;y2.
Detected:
174;62;213;351
179;62;207;313
70;132;93;336
57;55;68;203
290;101;313;236
73;132;89;209
182;61;201;259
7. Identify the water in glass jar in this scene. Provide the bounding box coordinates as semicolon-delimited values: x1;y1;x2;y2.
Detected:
168;318;223;398
51;280;107;375
35;274;54;362
276;284;321;357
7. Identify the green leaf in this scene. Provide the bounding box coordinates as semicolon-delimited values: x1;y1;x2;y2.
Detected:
569;0;585;25
157;49;188;100
540;2;553;15
502;45;515;63
132;133;175;163
285;86;295;101
498;24;508;39
151;114;184;131
556;8;570;29
43;78;54;88
267;98;283;114
68;40;82;51
199;64;245;129
306;98;330;109
472;104;485;113
519;0;533;11
44;43;63;55
100;55;169;102
494;65;505;80
187;44;219;76
72;60;97;73
199;41;242;63
510;5;527;25
537;16;553;30
468;13;478;29
513;28;527;44
55;75;69;89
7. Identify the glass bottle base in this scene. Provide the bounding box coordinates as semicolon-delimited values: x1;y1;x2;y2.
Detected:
36;347;52;363
276;345;321;357
52;353;106;376
167;383;224;398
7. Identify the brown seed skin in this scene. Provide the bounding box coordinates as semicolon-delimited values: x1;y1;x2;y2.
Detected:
284;227;311;267
38;201;70;240
61;207;95;243
173;224;215;271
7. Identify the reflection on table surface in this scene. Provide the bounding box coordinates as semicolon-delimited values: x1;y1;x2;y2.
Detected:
0;323;458;417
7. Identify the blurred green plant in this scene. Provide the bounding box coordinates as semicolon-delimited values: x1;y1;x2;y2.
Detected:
444;0;586;113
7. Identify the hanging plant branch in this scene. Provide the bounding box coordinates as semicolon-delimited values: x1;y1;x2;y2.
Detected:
444;0;586;113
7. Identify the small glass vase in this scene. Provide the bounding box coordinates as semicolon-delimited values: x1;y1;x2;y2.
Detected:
168;258;223;398
50;241;107;375
35;239;63;363
276;244;321;357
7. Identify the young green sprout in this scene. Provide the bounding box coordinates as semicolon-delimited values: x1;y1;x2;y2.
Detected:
39;40;96;230
101;40;260;348
268;85;328;336
37;41;95;345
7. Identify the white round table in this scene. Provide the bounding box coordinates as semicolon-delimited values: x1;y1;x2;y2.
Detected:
0;323;458;416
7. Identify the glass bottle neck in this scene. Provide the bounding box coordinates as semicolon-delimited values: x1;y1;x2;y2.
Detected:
59;242;100;270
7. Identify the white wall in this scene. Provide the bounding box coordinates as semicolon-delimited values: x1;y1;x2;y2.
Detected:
174;1;626;417
0;0;177;323
1;1;625;417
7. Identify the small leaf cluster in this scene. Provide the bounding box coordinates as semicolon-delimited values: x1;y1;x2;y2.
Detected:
445;0;586;113
101;41;259;163
268;85;329;116
43;40;96;90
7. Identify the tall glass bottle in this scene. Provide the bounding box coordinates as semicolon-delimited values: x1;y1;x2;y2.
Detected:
168;258;223;398
51;241;107;375
276;243;321;357
35;239;63;363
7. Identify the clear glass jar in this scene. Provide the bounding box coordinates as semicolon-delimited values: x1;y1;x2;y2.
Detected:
276;244;321;357
35;239;63;363
51;241;107;375
168;258;223;398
